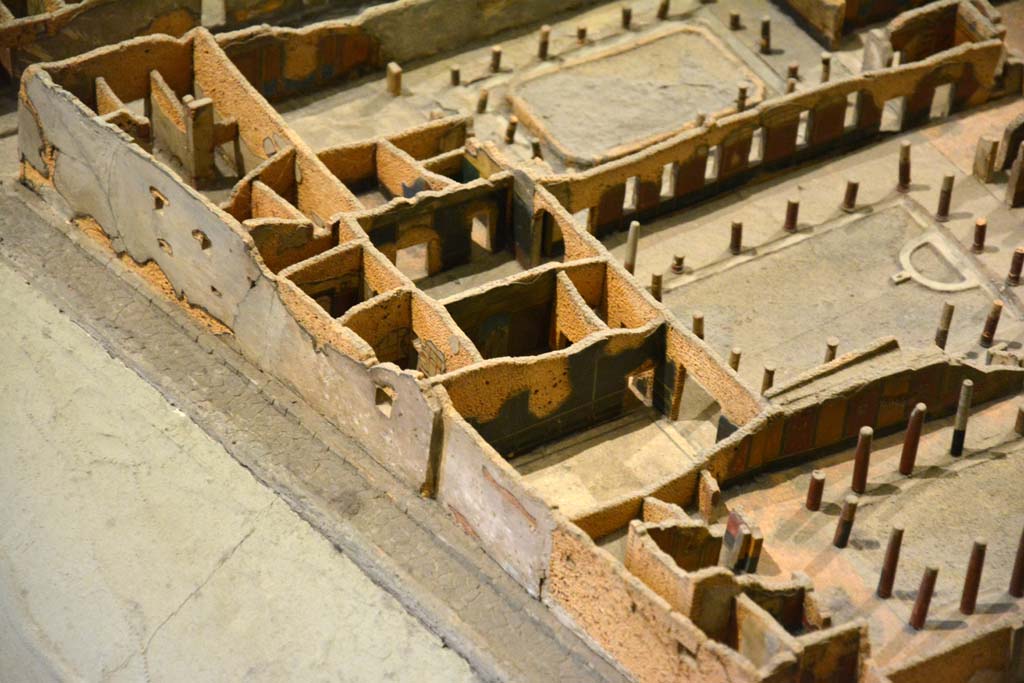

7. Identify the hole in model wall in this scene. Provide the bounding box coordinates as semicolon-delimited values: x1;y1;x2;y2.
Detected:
157;238;173;255
844;92;859;130
192;229;211;250
396;243;430;280
660;163;673;199
470;212;492;252
796;111;811;147
375;385;396;418
930;83;954;120
150;187;168;211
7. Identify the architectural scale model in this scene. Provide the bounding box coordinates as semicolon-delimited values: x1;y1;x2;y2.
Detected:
9;0;1024;680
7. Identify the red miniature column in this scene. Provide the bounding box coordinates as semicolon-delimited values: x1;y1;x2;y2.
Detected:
877;526;904;599
909;566;938;630
805;470;825;511
851;426;872;494
960;539;986;615
899;403;927;476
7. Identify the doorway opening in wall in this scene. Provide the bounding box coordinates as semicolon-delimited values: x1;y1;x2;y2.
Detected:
201;0;227;27
471;212;492;253
375;385;396;418
396;242;430;280
626;367;656;410
930;83;954;120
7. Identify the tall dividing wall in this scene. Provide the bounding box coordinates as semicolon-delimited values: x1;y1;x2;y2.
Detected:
354;175;514;277
572;339;1024;538
883;614;1024;683
438;320;666;455
216;0;614;101
780;0;938;49
541;36;1005;237
218;0;385;28
0;0;201;78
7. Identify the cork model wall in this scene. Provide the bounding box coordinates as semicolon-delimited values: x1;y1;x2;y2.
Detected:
12;0;1024;681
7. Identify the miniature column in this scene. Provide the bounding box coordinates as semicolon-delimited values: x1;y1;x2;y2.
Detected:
504;116;518;144
936;175;954;222
1011;526;1024;598
979;300;1003;348
730;221;743;254
622;6;632;29
1007;248;1024;286
824;337;839;363
787;62;799;80
806;470;825;511
651;274;663;302
960;539;986;615
909;567;938;629
1016;404;1024;437
729;11;741;30
761;365;775;394
490;45;503;72
820;52;832;82
531;140;543;159
760;17;771;54
386;62;402;96
736;82;749;112
624;220;640;274
473;91;489;115
851;426;872;494
833;495;859;548
450;66;461;86
877;526;904;598
728;347;742;371
692;312;705;339
950;379;973;457
657;0;670;20
576;26;587;44
786;78;796;94
934;301;954;350
897;141;911;192
784;199;799;232
899;403;927;476
671;255;685;274
972;217;987;253
538;26;551;60
842;180;859;212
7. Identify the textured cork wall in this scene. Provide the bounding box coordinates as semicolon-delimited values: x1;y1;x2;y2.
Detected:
0;0;201;79
215;0;615;101
356;175;513;276
540;35;1005;231
884;616;1023;683
21;10;1022;683
569;339;1024;538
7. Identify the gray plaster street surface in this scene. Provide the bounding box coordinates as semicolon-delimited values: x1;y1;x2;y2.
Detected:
0;256;477;682
0;181;627;683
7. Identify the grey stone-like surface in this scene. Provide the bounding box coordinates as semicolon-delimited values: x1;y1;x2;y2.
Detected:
514;27;758;162
0;244;477;682
666;206;996;382
0;182;629;683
